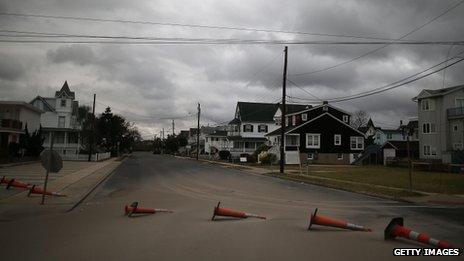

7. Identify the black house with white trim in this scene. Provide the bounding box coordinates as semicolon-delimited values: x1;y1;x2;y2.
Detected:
266;102;366;164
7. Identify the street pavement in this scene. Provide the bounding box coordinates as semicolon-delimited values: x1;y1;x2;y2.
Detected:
0;152;463;260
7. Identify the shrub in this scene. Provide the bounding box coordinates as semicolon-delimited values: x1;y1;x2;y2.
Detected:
260;153;277;165
251;144;269;163
218;150;231;160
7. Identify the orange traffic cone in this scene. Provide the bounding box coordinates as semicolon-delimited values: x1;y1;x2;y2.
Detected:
211;201;266;220
308;208;371;232
384;217;455;249
27;185;66;197
6;179;31;190
124;202;173;217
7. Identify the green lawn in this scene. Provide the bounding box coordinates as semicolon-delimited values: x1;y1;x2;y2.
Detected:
264;165;464;195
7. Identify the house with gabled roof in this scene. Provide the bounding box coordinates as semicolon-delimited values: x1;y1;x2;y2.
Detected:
266;101;365;164
226;102;312;157
30;81;81;157
413;84;464;163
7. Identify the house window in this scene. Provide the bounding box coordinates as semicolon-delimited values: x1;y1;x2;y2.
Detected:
308;153;314;160
456;98;464;107
292;115;296;125
334;134;341;145
306;133;320;149
243;124;253;132
453;143;463;150
337;153;343;160
323;105;328;111
422;123;436;134
423;145;431;156
285;117;289;126
386;133;393;139
424;145;437;156
58;116;65;128
258;124;268;133
285;135;300;146
350;137;364;150
205;137;209;142
453;125;458;132
343;115;349;123
421;99;435;111
302;113;307;121
61;99;66;107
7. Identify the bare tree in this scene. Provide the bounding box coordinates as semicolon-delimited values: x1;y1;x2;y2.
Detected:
351;110;369;129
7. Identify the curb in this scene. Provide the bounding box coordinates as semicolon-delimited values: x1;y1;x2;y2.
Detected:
66;158;125;212
0;160;39;168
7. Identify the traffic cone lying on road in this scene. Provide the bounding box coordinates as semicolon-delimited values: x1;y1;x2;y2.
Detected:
384;217;454;249
124;202;173;217
308;208;371;232
27;185;66;197
211;201;266;220
1;176;9;185
5;178;32;190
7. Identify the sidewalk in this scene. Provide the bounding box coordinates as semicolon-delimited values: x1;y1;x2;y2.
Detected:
0;158;123;220
179;156;464;207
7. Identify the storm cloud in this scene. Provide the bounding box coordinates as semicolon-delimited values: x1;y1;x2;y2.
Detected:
1;0;464;138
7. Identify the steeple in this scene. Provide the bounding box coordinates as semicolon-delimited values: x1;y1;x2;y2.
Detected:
55;81;75;99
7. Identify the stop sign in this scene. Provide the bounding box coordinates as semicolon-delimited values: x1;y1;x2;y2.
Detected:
40;149;63;173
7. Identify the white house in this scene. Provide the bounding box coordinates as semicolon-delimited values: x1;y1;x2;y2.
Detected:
226;102;311;157
204;130;231;154
30;81;81;156
0;101;43;150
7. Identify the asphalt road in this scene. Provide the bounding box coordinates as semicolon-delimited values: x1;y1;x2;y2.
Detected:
1;152;463;260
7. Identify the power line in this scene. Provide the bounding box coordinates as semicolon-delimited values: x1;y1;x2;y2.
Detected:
0;12;400;41
290;0;464;77
0;38;462;45
291;49;464;103
286;78;322;101
301;57;464;103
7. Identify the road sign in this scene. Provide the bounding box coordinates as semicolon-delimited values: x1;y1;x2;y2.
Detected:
40;149;63;173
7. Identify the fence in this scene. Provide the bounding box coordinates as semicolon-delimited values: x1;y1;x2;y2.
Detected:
60;152;111;162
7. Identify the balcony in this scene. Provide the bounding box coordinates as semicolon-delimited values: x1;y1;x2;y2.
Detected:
0;119;23;131
448;107;464;119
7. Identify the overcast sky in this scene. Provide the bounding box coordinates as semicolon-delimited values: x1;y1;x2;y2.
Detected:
1;0;463;139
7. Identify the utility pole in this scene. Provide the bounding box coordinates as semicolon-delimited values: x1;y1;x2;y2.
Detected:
161;128;165;154
172;119;175;135
88;94;96;162
197;103;201;161
280;46;288;174
401;120;413;190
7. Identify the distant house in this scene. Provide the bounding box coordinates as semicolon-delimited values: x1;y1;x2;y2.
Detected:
266;101;364;165
204;130;230;154
226;102;310;157
357;118;419;165
0;101;43;150
30;81;81;156
413;84;464;163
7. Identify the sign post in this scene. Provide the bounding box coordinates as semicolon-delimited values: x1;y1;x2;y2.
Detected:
40;132;63;204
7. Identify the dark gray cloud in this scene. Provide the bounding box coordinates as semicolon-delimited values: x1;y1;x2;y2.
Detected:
1;0;464;137
0;53;24;80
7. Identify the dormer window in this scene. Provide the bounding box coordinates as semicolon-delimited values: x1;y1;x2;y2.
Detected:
61;99;66;107
258;124;268;133
302;114;307;121
343;115;349;123
421;99;435;111
243;124;253;132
